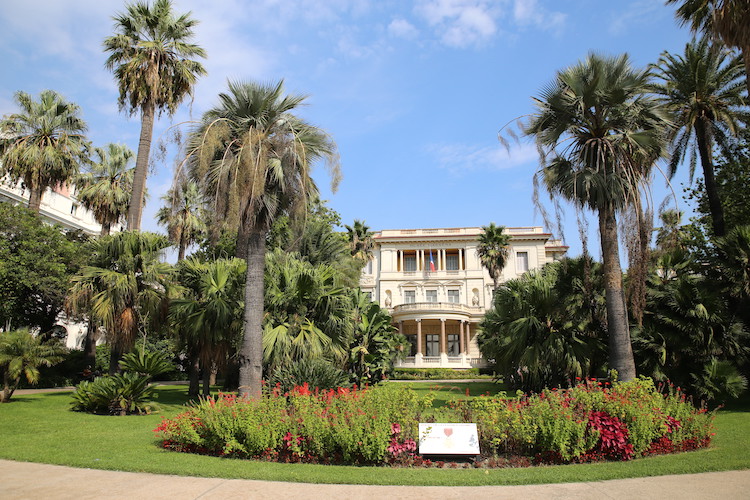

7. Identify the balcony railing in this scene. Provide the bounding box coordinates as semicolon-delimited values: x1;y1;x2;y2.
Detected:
392;302;483;314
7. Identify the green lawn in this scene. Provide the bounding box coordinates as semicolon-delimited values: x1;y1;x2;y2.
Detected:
0;383;748;486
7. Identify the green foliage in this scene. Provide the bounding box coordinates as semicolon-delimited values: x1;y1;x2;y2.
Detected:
0;328;66;402
0;89;89;211
119;348;174;379
691;359;748;403
477;222;511;289
156;384;433;464
70;372;157;415
478;257;606;392
268;358;352;395
156;179;207;260
0;203;85;332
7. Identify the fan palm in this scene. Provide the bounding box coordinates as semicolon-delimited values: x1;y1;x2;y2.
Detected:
666;0;750;96
156;179;207;261
344;219;375;266
651;37;748;237
171;258;245;396
103;0;206;231
477;222;512;291
0;328;66;402
187;79;340;398
76;143;135;236
524;53;669;382
0;90;89;212
67;232;173;374
262;249;350;372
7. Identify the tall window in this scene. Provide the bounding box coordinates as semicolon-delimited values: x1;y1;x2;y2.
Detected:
425;334;439;356
516;251;529;273
446;252;459;271
404;290;416;304
407;335;417;356
404;255;417;272
364;260;373;274
447;289;460;303
447;334;459;355
425;290;437;303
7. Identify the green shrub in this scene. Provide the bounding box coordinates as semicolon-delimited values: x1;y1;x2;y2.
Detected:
70;373;157;415
391;368;488;380
119;348;174;379
269;358;352;394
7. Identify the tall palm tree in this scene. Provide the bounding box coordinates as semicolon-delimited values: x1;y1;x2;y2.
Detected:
187;80;340;398
524;53;669;382
651;37;748;237
0;328;66;403
666;0;750;96
344;219;374;265
0;90;89;212
171;258;245;397
76;143;135;236
67;232;173;374
156;179;207;261
477;222;512;291
103;0;207;231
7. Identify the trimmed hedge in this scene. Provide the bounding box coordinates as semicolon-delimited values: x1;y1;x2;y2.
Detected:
392;368;492;380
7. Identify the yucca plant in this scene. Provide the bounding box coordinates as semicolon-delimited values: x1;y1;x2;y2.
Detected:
71;372;156;415
119;347;174;379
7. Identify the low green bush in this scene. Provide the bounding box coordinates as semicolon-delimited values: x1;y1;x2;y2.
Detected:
155;377;713;466
70;373;157;415
392;368;490;380
268;358;352;394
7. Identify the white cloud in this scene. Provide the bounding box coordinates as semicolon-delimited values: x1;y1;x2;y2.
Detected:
415;0;498;48
608;0;665;36
388;18;419;39
426;141;538;175
512;0;566;30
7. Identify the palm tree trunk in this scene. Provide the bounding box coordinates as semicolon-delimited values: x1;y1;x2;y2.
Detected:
743;47;750;99
238;229;266;399
598;205;636;382
108;344;123;376
178;236;187;262
188;353;200;397
100;222;111;237
27;184;43;213
127;103;156;231
235;223;249;259
1;371;14;402
695;120;726;237
83;319;98;368
202;366;211;397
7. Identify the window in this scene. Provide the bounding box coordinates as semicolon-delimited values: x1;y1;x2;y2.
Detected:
445;252;459;271
447;290;460;303
70;203;79;216
425;334;439;356
516;251;529;273
407;335;417;356
364;260;373;274
425;290;437;303
447;334;460;355
404;290;416;304
404;255;417;272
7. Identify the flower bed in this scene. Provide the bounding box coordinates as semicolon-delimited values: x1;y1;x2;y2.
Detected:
154;378;713;467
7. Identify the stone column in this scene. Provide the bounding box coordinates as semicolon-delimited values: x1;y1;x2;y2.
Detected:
459;320;466;354
414;321;424;366
440;319;448;365
437;248;442;271
399;250;403;272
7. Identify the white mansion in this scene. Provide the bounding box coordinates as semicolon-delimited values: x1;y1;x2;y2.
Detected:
359;226;567;369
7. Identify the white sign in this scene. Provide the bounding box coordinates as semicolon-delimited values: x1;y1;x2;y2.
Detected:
418;423;480;455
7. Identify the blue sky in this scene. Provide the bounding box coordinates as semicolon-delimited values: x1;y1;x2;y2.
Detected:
0;0;697;259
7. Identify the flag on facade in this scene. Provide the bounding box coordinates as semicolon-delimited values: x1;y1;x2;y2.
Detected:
429;249;436;272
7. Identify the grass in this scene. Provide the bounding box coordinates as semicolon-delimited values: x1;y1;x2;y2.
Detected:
0;383;748;486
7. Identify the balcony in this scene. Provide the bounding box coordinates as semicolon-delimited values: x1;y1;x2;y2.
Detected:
396;356;487;369
391;302;483;318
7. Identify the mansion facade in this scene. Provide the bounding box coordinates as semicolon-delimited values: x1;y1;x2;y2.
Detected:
358;226;567;369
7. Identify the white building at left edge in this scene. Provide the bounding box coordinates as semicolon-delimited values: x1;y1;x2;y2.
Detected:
1;178;119;349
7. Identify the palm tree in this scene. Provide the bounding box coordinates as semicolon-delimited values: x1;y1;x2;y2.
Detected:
477;223;512;291
666;0;750;96
187;80;340;398
524;53;669;382
171;258;245;397
0;328;66;403
0;90;89;212
652;37;747;237
344;219;375;265
76;143;135;236
67;232;173;374
478;261;604;392
262;249;350;372
156;179;207;261
103;0;207;231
